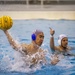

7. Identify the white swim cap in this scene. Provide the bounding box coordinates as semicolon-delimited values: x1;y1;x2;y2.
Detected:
58;34;67;45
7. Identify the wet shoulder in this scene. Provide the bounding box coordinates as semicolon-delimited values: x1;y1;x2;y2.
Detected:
55;46;61;51
21;43;28;48
21;43;28;53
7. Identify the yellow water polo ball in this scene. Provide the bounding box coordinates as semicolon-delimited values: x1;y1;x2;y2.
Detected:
0;16;13;30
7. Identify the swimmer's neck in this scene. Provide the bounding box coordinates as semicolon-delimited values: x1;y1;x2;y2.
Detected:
31;41;40;49
59;45;67;50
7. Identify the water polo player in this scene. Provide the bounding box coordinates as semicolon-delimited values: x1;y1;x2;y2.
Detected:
3;28;47;65
50;28;75;56
1;16;59;65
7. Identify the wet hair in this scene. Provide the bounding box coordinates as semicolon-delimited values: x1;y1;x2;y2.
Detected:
58;34;67;45
31;29;43;41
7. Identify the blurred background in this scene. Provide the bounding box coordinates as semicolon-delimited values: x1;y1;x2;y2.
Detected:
0;0;75;5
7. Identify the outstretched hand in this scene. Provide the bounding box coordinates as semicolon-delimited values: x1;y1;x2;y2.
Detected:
50;28;55;36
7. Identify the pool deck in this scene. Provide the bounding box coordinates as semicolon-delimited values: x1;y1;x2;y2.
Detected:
0;4;75;20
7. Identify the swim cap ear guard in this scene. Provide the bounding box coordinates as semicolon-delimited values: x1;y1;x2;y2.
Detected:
58;39;61;45
31;33;36;41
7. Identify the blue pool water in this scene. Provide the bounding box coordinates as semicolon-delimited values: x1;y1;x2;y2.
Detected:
0;19;75;75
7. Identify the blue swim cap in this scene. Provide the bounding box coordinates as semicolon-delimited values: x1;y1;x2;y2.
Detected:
31;29;43;41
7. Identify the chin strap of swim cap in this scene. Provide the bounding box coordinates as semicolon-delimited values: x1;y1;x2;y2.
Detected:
31;29;43;41
58;34;67;45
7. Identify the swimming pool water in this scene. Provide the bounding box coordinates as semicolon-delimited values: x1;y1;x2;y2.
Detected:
0;19;75;75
